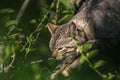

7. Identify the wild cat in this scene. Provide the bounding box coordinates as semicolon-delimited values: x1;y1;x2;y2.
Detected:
47;0;120;79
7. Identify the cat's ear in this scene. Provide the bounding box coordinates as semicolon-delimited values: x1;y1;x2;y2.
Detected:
69;22;77;32
47;23;57;34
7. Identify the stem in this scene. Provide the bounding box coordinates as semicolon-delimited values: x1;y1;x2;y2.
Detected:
16;0;31;22
7;0;31;35
4;52;16;72
77;45;106;80
20;0;57;52
55;0;60;24
58;14;69;23
35;0;56;32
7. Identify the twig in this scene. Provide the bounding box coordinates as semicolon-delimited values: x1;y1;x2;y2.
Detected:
20;0;56;52
58;14;69;23
35;0;56;32
31;58;54;64
16;0;31;22
4;52;16;72
7;0;31;35
77;45;106;80
55;0;60;24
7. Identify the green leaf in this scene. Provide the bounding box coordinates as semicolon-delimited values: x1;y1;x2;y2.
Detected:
60;0;72;8
86;49;99;58
62;10;73;14
52;19;56;24
107;73;115;80
77;45;83;53
11;44;15;52
26;35;36;43
102;74;108;79
30;19;37;24
5;44;11;58
25;48;31;57
5;20;18;27
16;28;23;31
0;8;15;14
25;48;30;54
93;60;105;69
79;56;86;64
70;31;74;39
82;43;93;52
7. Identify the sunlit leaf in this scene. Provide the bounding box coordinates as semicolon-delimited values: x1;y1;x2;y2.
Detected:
86;49;99;58
52;19;56;24
26;36;30;42
107;73;115;80
102;74;108;79
77;45;83;53
93;60;105;69
62;10;73;14
30;19;37;24
11;44;15;52
5;44;11;58
82;43;93;52
25;48;31;57
0;8;15;14
79;56;86;64
5;20;18;27
60;0;72;8
26;35;36;43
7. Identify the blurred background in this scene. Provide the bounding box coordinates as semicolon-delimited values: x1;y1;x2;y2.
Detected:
0;0;119;80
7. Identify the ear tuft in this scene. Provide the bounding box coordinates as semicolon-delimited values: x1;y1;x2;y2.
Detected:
47;23;57;34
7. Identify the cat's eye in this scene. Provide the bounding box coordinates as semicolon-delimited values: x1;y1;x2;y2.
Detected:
57;47;63;51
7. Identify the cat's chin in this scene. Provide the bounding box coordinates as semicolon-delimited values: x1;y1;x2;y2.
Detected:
50;51;80;79
50;56;80;80
62;56;80;76
55;55;65;61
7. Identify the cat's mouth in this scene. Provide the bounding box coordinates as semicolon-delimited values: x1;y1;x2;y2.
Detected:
50;50;80;79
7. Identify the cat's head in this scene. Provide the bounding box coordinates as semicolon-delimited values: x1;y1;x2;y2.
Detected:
47;22;86;78
47;22;86;61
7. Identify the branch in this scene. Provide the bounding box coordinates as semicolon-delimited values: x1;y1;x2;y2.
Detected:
55;0;60;24
4;52;16;72
20;0;57;52
16;0;31;22
7;0;31;35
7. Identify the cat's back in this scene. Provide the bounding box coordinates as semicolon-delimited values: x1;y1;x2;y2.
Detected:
71;0;120;39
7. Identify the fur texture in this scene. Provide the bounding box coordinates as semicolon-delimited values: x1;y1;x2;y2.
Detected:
48;0;120;79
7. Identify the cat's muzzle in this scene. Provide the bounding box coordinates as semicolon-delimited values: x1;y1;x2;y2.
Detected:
50;47;80;79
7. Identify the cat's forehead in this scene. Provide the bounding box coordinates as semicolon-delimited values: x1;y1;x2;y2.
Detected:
54;24;69;34
49;24;70;50
51;24;70;41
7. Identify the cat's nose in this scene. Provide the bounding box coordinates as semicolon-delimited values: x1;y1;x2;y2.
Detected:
52;55;56;59
52;50;57;59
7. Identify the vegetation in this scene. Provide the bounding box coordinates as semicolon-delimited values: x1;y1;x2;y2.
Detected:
0;0;120;80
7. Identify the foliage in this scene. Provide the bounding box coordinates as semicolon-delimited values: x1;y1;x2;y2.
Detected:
77;42;120;80
0;0;120;80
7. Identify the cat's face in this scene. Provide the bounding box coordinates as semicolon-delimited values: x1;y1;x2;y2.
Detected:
47;22;86;78
48;22;86;61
